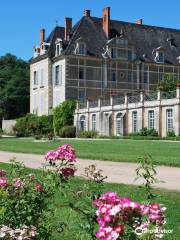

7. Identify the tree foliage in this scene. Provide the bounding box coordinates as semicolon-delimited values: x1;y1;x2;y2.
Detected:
53;100;76;134
157;73;179;92
0;54;29;122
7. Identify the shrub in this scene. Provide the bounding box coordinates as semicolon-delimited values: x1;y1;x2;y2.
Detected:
37;115;53;135
53;100;76;134
0;160;57;239
79;130;98;138
128;132;140;137
167;130;176;137
139;127;149;136
14;113;38;137
59;125;76;138
0;129;2;138
14;114;53;137
147;128;158;136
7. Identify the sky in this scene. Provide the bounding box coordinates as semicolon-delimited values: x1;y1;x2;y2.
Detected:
0;0;180;61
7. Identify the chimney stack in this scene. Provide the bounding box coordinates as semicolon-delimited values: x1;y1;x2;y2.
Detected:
136;19;143;25
84;9;91;17
103;7;110;38
65;17;72;40
40;29;45;44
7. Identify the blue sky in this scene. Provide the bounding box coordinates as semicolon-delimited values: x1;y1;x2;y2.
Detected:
1;0;180;61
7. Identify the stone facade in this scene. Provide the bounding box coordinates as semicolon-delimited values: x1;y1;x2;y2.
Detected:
30;7;180;116
74;88;180;137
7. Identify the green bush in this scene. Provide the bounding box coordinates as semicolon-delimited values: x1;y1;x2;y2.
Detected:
128;132;140;137
14;113;38;137
167;130;176;137
175;136;180;141
53;100;76;134
14;114;53;137
139;127;148;136
79;130;98;138
59;125;76;138
147;128;158;136
37;115;53;135
0;128;3;137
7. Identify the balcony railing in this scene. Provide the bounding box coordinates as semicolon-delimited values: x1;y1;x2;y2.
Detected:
113;96;125;105
144;91;158;101
160;90;176;99
89;100;98;108
101;99;111;106
128;95;140;103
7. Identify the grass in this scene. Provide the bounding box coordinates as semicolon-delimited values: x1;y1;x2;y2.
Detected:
0;137;180;167
0;162;179;240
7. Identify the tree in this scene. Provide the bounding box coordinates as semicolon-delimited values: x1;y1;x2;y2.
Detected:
157;73;179;92
0;54;29;123
53;100;77;134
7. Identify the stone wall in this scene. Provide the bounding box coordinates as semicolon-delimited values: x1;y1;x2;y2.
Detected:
2;119;16;134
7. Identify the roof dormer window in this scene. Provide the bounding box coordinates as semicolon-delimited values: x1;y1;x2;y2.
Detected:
75;39;87;55
40;43;50;55
154;47;164;63
55;38;63;57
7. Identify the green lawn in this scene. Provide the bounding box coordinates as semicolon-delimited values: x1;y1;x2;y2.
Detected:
0;162;179;240
0;138;180;167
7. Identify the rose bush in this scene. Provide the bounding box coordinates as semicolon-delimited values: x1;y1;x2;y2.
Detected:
0;144;77;240
93;192;166;240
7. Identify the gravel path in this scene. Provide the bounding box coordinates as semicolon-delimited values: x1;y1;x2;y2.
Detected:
0;151;180;191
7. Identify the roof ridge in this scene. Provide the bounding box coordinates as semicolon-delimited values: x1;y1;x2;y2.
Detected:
91;16;180;33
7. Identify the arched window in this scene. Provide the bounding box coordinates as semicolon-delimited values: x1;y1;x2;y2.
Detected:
80;115;86;131
116;113;123;135
92;114;96;131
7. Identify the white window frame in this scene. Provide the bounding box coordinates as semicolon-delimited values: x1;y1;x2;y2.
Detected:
80;115;86;131
166;109;173;132
148;110;155;129
132;111;138;133
33;71;38;86
40;69;44;86
116;113;123;136
92;114;96;131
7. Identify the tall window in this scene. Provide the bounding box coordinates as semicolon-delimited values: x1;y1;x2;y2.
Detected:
55;65;62;86
116;113;123;135
144;71;148;84
79;89;85;103
79;67;85;80
132;111;138;133
55;65;60;85
79;43;86;55
128;71;132;83
80;115;86;131
166;109;173;132
148;110;155;129
111;70;117;82
92;114;96;131
40;69;44;86
33;71;38;85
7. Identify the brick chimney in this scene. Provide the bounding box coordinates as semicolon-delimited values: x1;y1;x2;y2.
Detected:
65;17;72;40
136;19;143;25
103;7;110;38
40;29;45;44
84;9;91;17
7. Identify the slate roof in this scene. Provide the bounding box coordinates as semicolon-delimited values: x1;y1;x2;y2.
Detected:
32;16;180;65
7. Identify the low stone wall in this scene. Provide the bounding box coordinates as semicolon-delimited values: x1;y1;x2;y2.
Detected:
2;119;16;134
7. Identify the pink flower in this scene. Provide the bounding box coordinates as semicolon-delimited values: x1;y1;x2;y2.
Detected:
0;169;6;177
0;177;8;188
13;178;24;189
35;183;43;192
